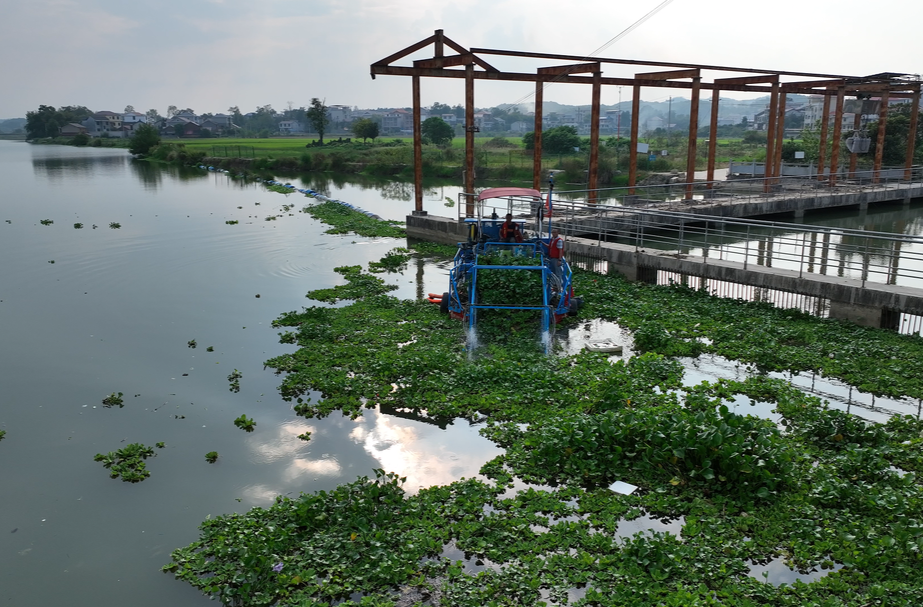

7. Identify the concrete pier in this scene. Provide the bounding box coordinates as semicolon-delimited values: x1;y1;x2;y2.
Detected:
405;212;923;330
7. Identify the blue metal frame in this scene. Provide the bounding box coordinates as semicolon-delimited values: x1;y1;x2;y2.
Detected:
446;236;574;354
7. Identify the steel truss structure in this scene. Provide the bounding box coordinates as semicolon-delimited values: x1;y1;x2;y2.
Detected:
371;30;921;215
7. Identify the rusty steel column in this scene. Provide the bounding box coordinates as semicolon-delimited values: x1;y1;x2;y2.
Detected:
588;69;602;204
829;86;846;186
848;111;861;179
533;79;544;191
684;76;701;200
706;88;720;188
764;82;779;192
873;90;890;183
817;92;831;181
412;75;423;213
629;83;641;194
465;63;475;217
905;86;920;180
772;91;786;186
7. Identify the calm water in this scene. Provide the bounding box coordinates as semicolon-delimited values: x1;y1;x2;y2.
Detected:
3;142;922;606
0;142;495;606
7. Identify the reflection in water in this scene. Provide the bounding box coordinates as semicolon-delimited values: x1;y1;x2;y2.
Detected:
32;153;127;181
747;558;844;586
349;407;502;494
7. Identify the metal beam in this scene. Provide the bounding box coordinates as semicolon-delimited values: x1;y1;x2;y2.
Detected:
714;75;779;86
636;68;700;81
414;54;474;69
468;47;864;80
537;62;600;76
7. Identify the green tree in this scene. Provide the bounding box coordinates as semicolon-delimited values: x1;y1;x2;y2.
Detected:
306;98;330;143
542;126;581;154
129;123;162;155
421;116;454;146
26;105;61;138
523;126;581;154
867;103;923;166
145;109;162;126
352;118;380;142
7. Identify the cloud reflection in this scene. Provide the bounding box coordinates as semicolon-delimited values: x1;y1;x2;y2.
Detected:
352;407;503;493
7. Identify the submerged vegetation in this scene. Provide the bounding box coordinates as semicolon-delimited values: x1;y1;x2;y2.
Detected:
166;252;923;606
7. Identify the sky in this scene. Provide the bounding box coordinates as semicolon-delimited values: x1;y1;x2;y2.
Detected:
2;0;921;119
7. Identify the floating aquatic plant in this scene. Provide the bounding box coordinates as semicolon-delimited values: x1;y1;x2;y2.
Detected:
39;219;53;225
187;339;197;349
74;223;83;229
297;431;311;442
206;346;214;352
156;442;165;449
101;392;124;408
109;222;121;229
225;220;239;225
227;369;242;392
205;451;218;463
94;443;155;482
233;414;255;432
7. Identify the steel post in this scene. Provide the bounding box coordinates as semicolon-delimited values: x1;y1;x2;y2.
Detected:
465;63;475;216
829;87;846;187
905;87;920;180
707;88;720;188
533;79;543;191
589;68;602;204
685;76;701;200
412;75;424;213
764;82;779;192
629;83;641;194
873;90;890;183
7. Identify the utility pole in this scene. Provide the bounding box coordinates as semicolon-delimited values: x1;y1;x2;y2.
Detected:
668;96;672;140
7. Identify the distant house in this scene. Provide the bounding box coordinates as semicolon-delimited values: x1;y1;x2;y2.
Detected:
200;118;234;135
328;105;352;124
122;112;147;132
60;123;88;137
279;120;305;134
89;111;126;137
177;121;202;137
382;108;413;133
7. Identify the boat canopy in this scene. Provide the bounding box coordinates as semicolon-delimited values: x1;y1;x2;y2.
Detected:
477;187;541;201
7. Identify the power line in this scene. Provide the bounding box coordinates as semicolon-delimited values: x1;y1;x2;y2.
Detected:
497;0;678;112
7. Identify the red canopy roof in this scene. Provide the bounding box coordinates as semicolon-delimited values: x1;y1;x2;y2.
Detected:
477;187;541;201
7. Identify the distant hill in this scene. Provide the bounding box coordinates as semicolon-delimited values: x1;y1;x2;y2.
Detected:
0;118;26;133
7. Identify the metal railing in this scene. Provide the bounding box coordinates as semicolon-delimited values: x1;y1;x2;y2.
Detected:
559;204;923;290
528;166;923;209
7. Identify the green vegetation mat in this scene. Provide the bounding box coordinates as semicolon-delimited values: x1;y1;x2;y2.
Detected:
165;259;923;606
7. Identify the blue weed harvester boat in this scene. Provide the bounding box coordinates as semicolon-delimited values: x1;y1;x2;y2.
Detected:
429;180;582;353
